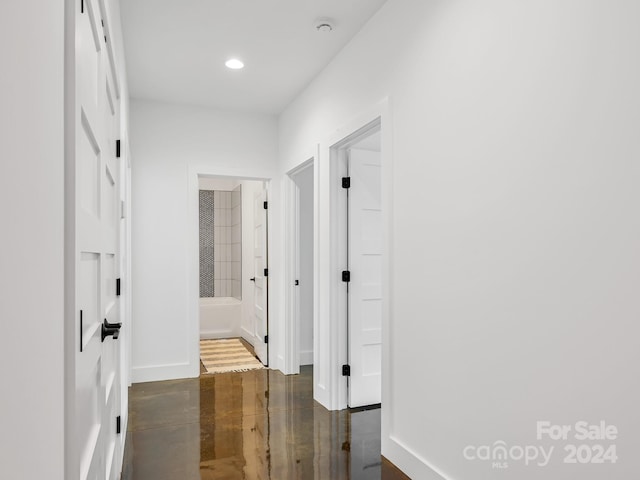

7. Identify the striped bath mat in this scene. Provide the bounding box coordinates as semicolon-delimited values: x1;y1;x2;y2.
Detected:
200;338;265;374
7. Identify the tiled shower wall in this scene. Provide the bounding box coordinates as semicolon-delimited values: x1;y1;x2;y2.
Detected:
199;190;215;297
228;185;242;298
199;187;242;299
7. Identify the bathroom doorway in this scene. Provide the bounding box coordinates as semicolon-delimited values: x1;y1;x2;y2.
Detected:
196;175;270;373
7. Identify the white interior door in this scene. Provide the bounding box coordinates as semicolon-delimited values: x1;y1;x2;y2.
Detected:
253;189;269;364
75;0;124;478
348;148;382;408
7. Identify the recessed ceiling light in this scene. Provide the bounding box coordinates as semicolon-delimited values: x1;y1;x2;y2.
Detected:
225;58;244;70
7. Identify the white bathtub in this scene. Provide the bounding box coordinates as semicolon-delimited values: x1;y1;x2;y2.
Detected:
199;297;242;339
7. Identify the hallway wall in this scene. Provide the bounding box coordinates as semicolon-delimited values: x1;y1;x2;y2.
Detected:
0;3;65;478
130;99;278;382
278;0;640;478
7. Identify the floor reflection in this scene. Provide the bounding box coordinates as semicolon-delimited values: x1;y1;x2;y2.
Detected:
123;366;409;479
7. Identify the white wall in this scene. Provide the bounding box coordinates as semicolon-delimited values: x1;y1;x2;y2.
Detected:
131;99;278;382
293;166;314;365
278;0;640;478
0;3;65;479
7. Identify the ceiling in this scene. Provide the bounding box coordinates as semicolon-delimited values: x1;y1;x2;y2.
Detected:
120;0;388;114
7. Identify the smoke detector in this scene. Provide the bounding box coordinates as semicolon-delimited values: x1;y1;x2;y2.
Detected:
315;18;334;32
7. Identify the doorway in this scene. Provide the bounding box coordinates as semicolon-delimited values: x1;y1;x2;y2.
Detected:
193;174;270;373
288;160;315;373
344;130;382;408
335;125;383;409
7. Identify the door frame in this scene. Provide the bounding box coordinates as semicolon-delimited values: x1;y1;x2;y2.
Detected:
317;98;393;411
285;157;316;375
187;165;273;375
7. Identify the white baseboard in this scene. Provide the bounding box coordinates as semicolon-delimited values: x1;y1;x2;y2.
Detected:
240;327;256;346
314;381;331;410
383;435;450;480
299;350;313;365
200;329;237;340
131;361;197;383
275;354;285;372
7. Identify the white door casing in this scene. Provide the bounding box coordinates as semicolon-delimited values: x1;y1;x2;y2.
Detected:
253;189;269;364
348;148;382;408
74;0;124;478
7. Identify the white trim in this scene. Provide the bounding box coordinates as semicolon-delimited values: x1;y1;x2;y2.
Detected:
131;362;193;384
200;329;238;339
240;326;258;346
299;350;314;366
385;436;451;480
317;98;391;412
285;174;300;375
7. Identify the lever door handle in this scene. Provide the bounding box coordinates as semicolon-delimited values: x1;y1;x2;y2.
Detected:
102;319;121;342
104;320;122;329
250;277;256;282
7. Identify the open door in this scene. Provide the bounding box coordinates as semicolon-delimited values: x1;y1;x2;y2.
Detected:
253;188;269;365
347;148;382;408
74;0;125;478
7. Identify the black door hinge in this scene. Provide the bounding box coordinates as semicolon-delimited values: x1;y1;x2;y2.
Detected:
295;279;299;286
263;201;268;210
81;0;84;13
116;278;121;297
342;177;351;189
116;415;121;435
342;364;351;376
116;139;121;158
342;270;351;282
264;335;268;344
264;268;268;277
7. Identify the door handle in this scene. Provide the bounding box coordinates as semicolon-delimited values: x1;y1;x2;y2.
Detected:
102;319;122;342
250;277;256;282
104;320;122;329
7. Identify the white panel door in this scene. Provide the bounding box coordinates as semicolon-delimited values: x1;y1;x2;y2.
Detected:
253;189;269;365
75;0;124;478
348;148;382;408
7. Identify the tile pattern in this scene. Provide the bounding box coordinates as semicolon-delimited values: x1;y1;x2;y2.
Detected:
123;366;411;480
200;188;242;298
199;190;215;297
209;189;242;298
229;185;242;299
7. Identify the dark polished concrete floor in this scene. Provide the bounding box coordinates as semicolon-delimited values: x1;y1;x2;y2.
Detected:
122;366;410;480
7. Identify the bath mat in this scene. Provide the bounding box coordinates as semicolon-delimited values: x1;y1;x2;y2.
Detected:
200;338;265;374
